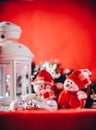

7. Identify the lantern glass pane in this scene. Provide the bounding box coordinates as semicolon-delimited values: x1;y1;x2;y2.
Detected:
16;62;30;98
0;63;11;97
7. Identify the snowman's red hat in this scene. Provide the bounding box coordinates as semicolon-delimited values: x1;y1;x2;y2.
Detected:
34;70;54;86
68;69;92;90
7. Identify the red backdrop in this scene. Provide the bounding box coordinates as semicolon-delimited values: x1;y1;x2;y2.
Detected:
0;0;96;80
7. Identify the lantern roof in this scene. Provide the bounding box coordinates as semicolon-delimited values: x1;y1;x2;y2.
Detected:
0;21;34;61
0;41;34;61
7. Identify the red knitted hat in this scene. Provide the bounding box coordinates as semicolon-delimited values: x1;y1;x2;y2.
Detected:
34;70;54;85
68;69;92;90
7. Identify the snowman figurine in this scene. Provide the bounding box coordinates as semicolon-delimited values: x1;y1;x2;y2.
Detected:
58;69;92;108
33;69;58;110
33;69;55;100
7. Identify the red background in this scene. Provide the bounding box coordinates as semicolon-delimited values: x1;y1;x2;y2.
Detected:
0;1;96;129
0;0;96;81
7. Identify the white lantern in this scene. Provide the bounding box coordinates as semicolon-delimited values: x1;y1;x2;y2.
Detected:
0;21;34;105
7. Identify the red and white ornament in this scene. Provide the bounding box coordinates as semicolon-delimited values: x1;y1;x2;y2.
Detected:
10;99;25;111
